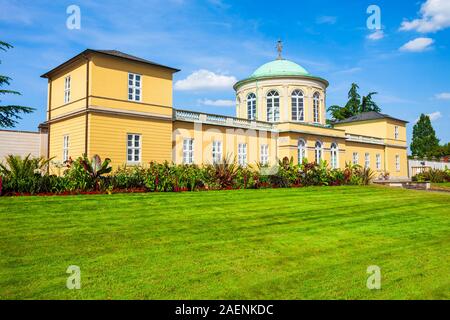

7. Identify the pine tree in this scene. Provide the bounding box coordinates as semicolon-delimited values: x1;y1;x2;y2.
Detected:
410;114;440;157
345;83;361;115
0;41;34;128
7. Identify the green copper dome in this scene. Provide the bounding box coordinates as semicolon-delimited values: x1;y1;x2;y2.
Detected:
250;59;309;78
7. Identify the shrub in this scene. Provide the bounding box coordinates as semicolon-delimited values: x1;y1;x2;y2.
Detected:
0;154;53;194
204;155;239;190
413;168;450;183
1;153;387;196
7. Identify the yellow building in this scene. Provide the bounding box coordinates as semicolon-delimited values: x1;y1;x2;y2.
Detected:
41;49;409;179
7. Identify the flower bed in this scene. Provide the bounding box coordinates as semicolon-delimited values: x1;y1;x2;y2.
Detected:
0;154;377;196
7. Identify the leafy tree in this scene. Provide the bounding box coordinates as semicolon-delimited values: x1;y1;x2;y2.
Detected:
410;114;440;158
0;41;34;128
328;83;380;121
361;92;381;113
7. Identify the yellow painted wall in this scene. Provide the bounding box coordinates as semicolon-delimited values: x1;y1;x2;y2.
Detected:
173;121;277;166
385;145;408;177
385;119;407;146
47;59;88;119
88;113;172;169
89;54;173;112
278;132;346;168
334;119;388;139
49;115;86;163
277;122;346;138
345;141;385;172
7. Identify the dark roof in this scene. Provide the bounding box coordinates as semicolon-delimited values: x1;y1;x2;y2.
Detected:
333;111;408;124
41;49;180;78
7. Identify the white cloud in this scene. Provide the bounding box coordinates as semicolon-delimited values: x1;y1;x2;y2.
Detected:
435;92;450;100
333;67;362;75
428;111;442;121
174;69;237;91
400;0;450;33
198;98;235;107
414;111;442;122
399;37;434;52
316;16;337;25
367;30;385;40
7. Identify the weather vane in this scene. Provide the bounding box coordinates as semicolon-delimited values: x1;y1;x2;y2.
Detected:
276;40;283;60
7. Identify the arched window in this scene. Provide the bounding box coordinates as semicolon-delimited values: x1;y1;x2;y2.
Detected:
330;143;338;169
315;141;322;163
247;93;256;120
313;92;320;123
298;139;306;164
291;90;304;121
266;90;280;122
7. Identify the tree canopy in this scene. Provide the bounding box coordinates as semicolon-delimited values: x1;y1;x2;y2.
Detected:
328;83;381;121
0;41;35;128
410;114;440;158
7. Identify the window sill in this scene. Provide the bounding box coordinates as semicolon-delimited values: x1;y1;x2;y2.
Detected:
126;161;141;166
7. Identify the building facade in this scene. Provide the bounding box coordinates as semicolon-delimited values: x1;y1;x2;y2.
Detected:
40;49;409;178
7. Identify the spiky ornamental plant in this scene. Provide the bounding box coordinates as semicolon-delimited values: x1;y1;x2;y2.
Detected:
0;41;35;128
79;154;112;190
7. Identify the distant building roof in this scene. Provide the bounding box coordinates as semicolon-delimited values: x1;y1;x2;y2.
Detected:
41;49;180;78
333;111;408;124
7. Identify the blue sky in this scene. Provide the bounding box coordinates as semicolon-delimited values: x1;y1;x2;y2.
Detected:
1;0;449;145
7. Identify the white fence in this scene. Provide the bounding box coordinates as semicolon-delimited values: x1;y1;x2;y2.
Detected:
408;158;449;177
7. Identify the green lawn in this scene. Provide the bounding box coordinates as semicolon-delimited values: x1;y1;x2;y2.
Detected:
1;186;449;300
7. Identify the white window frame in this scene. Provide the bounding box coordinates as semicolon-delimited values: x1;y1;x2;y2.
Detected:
394;126;399;140
128;73;142;102
365;152;370;168
314;141;323;163
298;139;306;164
376;154;381;170
313;92;320;123
183;138;194;164
247;93;256;120
63;135;69;162
64;76;71;104
352;152;359;165
291;90;304;121
212;140;222;164
260;144;269;165
266;90;280;122
330;143;338;169
395;154;400;171
127;133;142;164
238;143;247;166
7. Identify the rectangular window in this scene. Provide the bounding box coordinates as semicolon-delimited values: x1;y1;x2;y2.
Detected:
365;153;370;168
128;73;142;102
127;134;141;163
238;143;247;166
395;154;400;171
376;153;381;170
64;76;71;103
212;140;222;164
183;138;194;164
352;152;359;165
63;135;69;162
260;144;269;165
394;126;399;140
